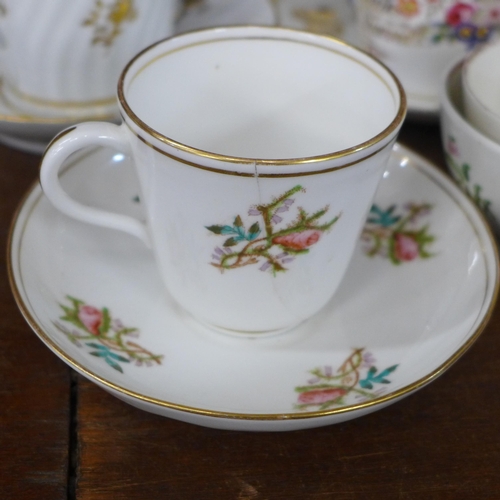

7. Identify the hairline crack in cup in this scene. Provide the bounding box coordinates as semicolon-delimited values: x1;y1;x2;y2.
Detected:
40;26;406;336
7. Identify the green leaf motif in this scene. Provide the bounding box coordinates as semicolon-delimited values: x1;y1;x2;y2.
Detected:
89;351;107;358
99;307;111;335
234;215;243;228
223;237;238;247
444;136;497;227
54;296;163;374
248;222;260;237
206;225;225;235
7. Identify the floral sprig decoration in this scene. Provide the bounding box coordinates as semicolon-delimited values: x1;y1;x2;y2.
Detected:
361;202;435;264
433;2;500;49
54;296;162;373
445;136;495;223
207;185;341;276
82;0;137;46
295;348;398;410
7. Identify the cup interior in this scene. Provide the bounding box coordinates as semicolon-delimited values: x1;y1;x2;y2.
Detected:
121;27;404;161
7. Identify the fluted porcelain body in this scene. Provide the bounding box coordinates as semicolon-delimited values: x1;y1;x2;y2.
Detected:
1;0;180;119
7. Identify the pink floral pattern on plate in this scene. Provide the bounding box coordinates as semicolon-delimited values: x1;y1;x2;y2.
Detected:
361;202;435;264
365;0;500;48
54;296;162;373
295;348;398;411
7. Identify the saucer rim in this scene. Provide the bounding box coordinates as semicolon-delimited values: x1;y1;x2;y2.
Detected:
7;143;499;422
0;79;119;126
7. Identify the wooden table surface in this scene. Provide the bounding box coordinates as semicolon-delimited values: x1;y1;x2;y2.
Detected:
1;120;499;500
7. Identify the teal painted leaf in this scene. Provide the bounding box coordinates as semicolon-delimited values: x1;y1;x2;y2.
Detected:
108;352;130;363
105;357;124;373
86;342;108;350
368;205;401;227
220;225;236;235
359;365;398;389
248;222;261;240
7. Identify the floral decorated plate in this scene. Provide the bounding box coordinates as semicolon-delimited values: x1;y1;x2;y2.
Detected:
8;144;498;431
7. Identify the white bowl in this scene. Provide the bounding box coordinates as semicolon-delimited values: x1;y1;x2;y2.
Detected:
440;60;500;235
462;41;500;144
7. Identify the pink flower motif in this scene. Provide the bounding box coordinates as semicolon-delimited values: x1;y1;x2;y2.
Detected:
446;2;476;27
272;229;321;250
394;233;419;261
490;7;500;21
447;137;459;157
78;305;103;335
298;388;347;405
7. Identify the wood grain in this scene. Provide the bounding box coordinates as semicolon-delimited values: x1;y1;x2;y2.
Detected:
0;146;71;499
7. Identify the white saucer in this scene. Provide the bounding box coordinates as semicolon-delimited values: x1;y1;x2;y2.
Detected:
8;144;498;431
0;81;119;155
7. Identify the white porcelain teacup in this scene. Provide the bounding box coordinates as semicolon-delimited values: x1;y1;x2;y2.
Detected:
0;0;180;120
462;40;500;143
440;59;500;233
40;26;406;336
354;0;500;111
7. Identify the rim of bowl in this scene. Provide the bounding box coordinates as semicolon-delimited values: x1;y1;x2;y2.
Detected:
443;60;500;153
117;25;407;166
462;41;500;126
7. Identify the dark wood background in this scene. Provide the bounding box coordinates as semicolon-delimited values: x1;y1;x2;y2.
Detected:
1;121;499;499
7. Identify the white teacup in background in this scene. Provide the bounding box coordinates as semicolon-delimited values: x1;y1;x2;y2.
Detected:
271;0;359;45
355;0;500;115
462;40;500;143
0;0;181;120
176;0;276;33
440;60;500;233
40;26;406;336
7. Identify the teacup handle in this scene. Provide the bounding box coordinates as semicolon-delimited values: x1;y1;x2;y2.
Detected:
40;122;151;247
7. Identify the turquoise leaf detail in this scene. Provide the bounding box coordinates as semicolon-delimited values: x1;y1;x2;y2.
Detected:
220;225;237;235
368;205;401;228
359;365;399;390
86;342;130;372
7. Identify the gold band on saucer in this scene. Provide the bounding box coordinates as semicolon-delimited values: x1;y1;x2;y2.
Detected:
4;81;117;109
